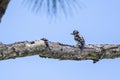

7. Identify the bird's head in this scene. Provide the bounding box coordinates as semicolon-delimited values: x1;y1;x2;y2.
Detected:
71;30;79;35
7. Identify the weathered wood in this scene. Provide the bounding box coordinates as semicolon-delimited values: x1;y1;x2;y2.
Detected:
0;39;120;63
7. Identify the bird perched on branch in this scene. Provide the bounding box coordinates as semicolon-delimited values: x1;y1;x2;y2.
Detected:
71;30;85;51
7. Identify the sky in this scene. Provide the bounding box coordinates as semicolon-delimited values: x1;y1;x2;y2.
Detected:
0;0;120;80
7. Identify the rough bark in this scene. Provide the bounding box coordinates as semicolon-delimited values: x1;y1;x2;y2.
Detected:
0;39;120;63
0;0;10;22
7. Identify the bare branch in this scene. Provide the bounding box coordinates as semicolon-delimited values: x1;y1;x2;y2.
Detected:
0;39;120;63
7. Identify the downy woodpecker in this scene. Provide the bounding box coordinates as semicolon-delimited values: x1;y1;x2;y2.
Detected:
71;30;85;50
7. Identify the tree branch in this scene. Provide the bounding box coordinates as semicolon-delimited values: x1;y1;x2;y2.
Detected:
0;0;10;22
0;39;120;63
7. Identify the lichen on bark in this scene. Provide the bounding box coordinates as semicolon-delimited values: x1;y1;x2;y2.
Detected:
0;39;120;63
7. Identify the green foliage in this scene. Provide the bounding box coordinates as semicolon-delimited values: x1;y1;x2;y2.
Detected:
23;0;78;15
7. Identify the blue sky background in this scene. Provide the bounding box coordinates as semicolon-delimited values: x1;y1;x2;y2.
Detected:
0;0;120;80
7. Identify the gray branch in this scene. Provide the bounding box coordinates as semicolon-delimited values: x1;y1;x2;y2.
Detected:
0;39;120;63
